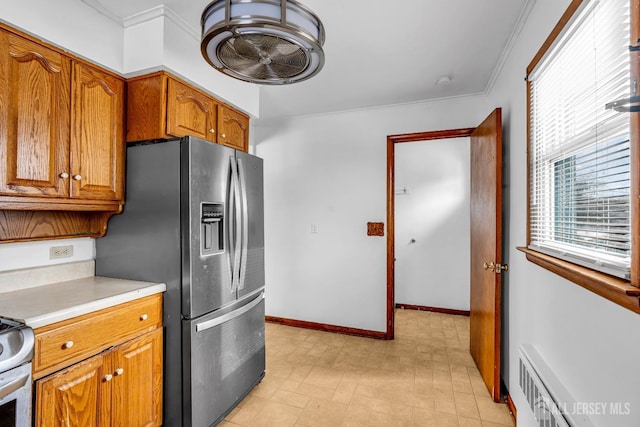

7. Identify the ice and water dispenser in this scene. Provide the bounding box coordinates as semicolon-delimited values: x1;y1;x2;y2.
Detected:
201;203;224;256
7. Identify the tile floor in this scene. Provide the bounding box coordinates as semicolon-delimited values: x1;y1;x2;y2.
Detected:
222;309;516;427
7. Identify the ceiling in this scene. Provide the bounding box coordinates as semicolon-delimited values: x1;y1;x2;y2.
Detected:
83;0;529;120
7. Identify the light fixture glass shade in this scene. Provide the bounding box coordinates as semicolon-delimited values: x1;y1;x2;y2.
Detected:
201;0;326;85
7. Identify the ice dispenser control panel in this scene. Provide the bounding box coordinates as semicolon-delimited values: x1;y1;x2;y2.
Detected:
201;203;224;256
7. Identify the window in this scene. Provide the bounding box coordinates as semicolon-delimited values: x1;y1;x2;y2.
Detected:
527;0;635;281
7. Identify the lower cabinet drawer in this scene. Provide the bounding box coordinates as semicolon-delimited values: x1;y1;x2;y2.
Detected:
33;294;162;378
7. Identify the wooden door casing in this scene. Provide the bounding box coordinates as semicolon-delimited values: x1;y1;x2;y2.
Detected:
386;128;476;339
71;62;124;201
469;108;503;402
0;31;71;197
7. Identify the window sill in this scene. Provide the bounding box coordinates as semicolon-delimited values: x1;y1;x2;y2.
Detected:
517;247;640;314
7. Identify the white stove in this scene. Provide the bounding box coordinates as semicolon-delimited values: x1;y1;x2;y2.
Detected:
0;317;34;427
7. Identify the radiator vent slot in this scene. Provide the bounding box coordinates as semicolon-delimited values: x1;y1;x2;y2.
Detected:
519;345;594;427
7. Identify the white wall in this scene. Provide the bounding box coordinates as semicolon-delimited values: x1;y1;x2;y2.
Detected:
0;238;94;273
485;0;640;426
254;97;487;332
124;9;260;117
0;0;124;72
0;2;259;116
395;137;470;311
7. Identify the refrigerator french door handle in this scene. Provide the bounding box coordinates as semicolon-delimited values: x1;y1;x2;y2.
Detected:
237;157;249;290
195;292;264;332
230;156;242;292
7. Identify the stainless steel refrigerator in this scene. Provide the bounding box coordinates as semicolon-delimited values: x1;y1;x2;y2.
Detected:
95;136;265;427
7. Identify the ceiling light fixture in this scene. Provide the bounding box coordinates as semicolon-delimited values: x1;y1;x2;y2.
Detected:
436;75;452;86
201;0;326;85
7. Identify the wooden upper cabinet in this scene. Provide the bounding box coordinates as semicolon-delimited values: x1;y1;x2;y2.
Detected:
127;72;249;151
0;28;125;203
0;24;126;242
71;62;124;201
218;104;250;152
166;78;218;142
0;31;71;197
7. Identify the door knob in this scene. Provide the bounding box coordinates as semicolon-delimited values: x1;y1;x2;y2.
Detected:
73;175;82;181
59;172;69;179
483;261;495;272
104;374;113;382
114;368;124;376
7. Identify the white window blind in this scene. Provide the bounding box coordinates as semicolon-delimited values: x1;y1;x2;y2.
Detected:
528;0;631;279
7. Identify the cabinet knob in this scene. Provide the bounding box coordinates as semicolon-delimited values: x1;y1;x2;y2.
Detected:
209;128;215;134
63;341;74;349
59;172;69;179
104;374;113;382
140;314;148;321
72;175;82;181
114;368;124;376
221;133;226;139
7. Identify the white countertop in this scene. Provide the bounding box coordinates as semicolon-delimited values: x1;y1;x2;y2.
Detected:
0;275;166;329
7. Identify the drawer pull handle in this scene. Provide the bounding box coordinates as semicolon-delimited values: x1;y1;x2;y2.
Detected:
72;174;82;181
209;128;215;134
140;314;148;321
63;341;74;349
104;374;113;382
59;172;69;179
114;368;124;376
221;133;226;139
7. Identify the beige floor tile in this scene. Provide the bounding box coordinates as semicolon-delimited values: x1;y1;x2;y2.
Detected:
297;397;348;427
272;389;311;409
332;380;357;404
304;366;344;389
458;417;483;427
475;396;515;426
454;392;480;419
295;382;336;400
250;401;303;427
238;310;517;427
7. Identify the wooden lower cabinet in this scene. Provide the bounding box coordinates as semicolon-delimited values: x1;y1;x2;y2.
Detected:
35;328;163;427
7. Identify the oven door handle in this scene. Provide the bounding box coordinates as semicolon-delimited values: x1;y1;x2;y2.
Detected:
0;373;28;400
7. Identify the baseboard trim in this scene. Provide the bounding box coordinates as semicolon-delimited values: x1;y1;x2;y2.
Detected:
265;316;387;340
506;393;517;425
395;303;470;317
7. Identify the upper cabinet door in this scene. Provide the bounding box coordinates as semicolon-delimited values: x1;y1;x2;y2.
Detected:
218;105;249;152
0;32;71;197
166;78;217;142
70;62;124;201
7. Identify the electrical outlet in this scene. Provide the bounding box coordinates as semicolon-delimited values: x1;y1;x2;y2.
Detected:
50;245;73;259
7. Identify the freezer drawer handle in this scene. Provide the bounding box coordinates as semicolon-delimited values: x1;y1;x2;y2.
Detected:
195;293;263;333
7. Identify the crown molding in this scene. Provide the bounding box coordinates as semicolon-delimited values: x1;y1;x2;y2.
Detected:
80;1;199;41
484;0;537;95
80;0;124;25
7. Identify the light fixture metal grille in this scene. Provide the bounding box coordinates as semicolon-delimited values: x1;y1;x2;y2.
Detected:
201;0;325;85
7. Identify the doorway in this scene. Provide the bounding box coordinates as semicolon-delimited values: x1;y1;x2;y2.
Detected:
385;108;503;402
394;137;471;313
385;127;475;339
